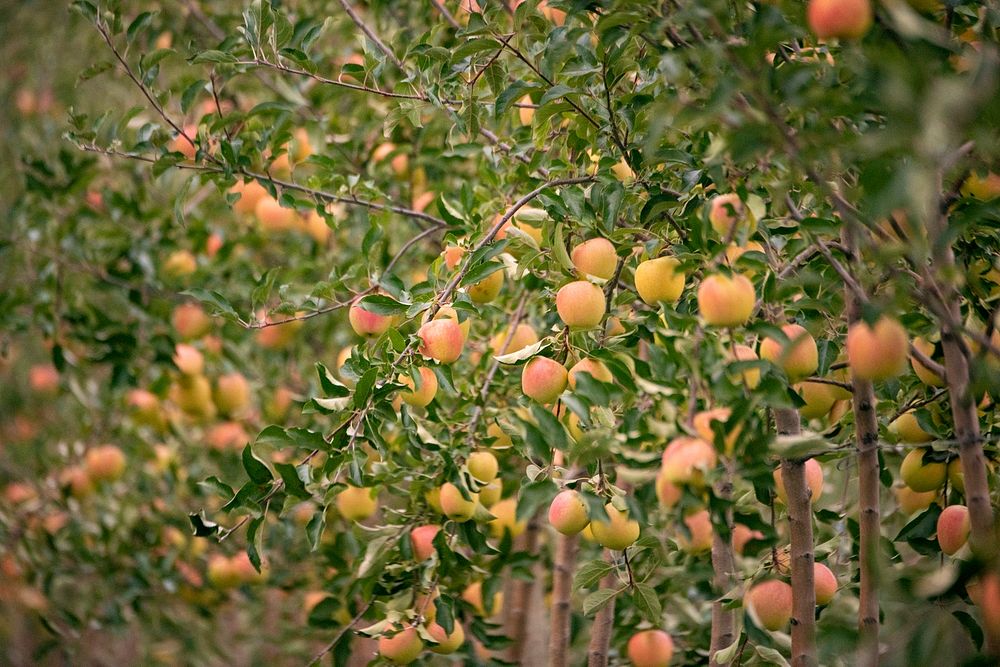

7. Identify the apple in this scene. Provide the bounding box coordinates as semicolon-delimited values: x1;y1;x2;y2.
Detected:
214;372;250;417
468;268;504;303
411;524;441;561
773;459;824;504
693;407;740;454
171;303;212;339
336;485;378;522
677;509;713;554
760;323;819;380
429;305;471;343
732;524;765;555
568;358;613;389
807;0;873;40
894;485;938;515
556;281;606;328
172;344;204;376
746;579;793;631
162;250;197;279
412;191;436;213
937;504;970;555
814;562;838;605
426;620;465;654
660;436;717;487
230;179;268;215
378;626;424;665
888;412;933;443
725;241;766;275
372;142;396;163
349;300;395;338
254;195;298;233
729;344;761;388
571;238;618;280
490;323;538;355
488;497;526;538
590;502;640;550
302;210;331;244
230;551;267;585
697;273;755;327
962;171;1000;201
634;257;685;305
4;482;37;505
418;319;465;363
479;479;502;507
910;337;944;386
468;450;499;483
548;489;590;535
255;316;303;349
171;374;215;420
462;581;503;616
846;317;909;380
169;124;199;159
655;474;681;508
439;482;478;522
708;193;745;237
946;457;994;494
518;94;534;126
28;364;59;396
442;244;465;270
83;445;126;483
626;629;674;667
206;554;241;589
60;466;94;498
400;367;438;407
795;381;839;420
900;448;946;492
538;0;567;25
521;357;568;403
486;422;513;450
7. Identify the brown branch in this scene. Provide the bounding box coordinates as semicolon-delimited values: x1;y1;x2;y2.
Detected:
235;58;430;102
338;0;406;70
587;550;617;667
504;516;541;663
550;531;580;667
306;600;373;666
429;0;462;30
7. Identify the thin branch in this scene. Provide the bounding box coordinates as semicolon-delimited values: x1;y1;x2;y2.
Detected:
236;58;429;102
429;0;462;29
306;600;373;667
338;0;406;70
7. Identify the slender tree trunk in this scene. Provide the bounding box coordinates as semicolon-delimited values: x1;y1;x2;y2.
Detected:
710;463;737;666
504;515;541;664
550;532;579;667
844;227;881;667
776;408;817;667
587;551;617;667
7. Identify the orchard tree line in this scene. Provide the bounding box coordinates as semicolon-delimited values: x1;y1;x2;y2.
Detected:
2;0;1000;665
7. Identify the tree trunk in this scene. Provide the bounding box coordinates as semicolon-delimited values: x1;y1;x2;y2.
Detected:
550;532;580;667
709;464;737;666
587;551;617;667
776;408;817;667
504;516;541;664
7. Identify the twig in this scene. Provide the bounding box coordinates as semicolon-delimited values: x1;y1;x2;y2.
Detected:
338;0;406;70
429;0;462;29
306;601;373;666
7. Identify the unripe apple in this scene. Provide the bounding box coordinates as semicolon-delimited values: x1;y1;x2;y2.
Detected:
490;323;538;355
488;497;526;538
548;490;590;535
556;281;606;328
732;524;765;555
467;268;504;303
411;524;441;561
468;450;499;483
479;479;502;507
634;257;685;305
378;626;424;665
486;422;513;450
230;179;268;215
214;372;251;417
937;505;970;556
746;579;793;631
349;299;395;338
946;457;992;495
894;485;938;515
521;357;568;404
206;554;241;589
571;238;617;280
426;620;465;654
697;273;755;327
888;412;932;443
910;337;944;386
462;581;503;616
814;562;838;605
172;303;212;339
254;195;298;233
28;364;60;396
678;509;713;554
846;317;909;381
760;324;818;380
900;448;946;492
302;210;331;244
773;459;824;504
807;0;873;40
230;551;267;585
626;629;674;667
336;485;378;522
568;358;613;389
590;502;640;550
655;474;681;508
661;436;717;487
795;381;839;420
162;250;197;279
708;193;745;237
400;367;438;407
173;343;204;376
693;407;740;455
425;487;444;515
418;319;465;364
171;374;215;419
518;94;534;126
730;344;761;388
439;482;478;522
84;445;126;483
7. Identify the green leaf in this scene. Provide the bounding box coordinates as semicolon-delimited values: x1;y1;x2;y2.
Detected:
189;512;221;537
275;462;311;499
353;368;378;409
632;582;662;624
126;11;157;43
358;294;409;315
192;50;238;64
242;444;273;486
180;288;240;321
306;506;327;550
516;478;557;522
582;588;619;616
460;260;504;287
247;516;265;572
574;559;614;590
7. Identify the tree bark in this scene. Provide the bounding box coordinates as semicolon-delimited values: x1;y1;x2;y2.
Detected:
776;408;817;667
587;551;617;667
709;464;737;666
504;515;541;664
550;532;580;667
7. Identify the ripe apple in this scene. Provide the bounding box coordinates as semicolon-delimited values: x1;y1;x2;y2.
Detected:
634;257;685;305
846;317;909;380
962;171;1000;201
677;509;713;554
254;195;298;233
910;337;944;386
462;581;503;617
894;485;938;515
795;381;839;420
693;407;740;455
708;193;745;237
171;374;216;420
590;502;640;550
468;269;504;303
83;445;126;483
888;412;933;443
173;344;204;376
488;497;526;538
556;280;606;328
336;485;378;522
255;316;303;349
571;238;617;280
468;450;499;483
611;157;635;184
172;302;212;339
760;323;819;380
442;244;465;270
746;579;793;631
400;367;438;407
206;421;248;451
946;457;993;494
206;554;241;589
426;620;465;654
725;241;766;275
418;319;465;363
773;459;824;504
60;466;94;498
28;364;59;396
230;179;268;215
937;505;970;556
548;489;590;535
697;273;755;326
521;357;568;403
518;94;535;126
349;300;395;337
439;482;478;522
814;562;838;605
162;250;197;279
732;524;765;555
490;323;538;355
378;626;424;665
214;372;250;417
169;124;198;159
660;436;717;487
900;448;946;492
626;629;674;667
302;210;331;244
655;474;681;508
486;422;513;450
807;0;873;40
729;344;761;388
411;524;441;561
568;358;613;389
429;305;471;342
